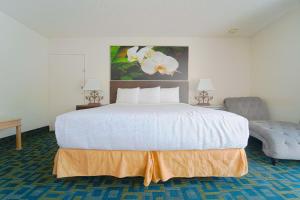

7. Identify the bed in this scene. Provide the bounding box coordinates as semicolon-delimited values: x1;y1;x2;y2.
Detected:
53;81;249;186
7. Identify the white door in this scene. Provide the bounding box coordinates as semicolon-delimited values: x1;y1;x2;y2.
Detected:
48;54;85;130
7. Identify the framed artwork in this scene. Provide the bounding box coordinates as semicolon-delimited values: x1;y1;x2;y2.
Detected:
110;46;188;80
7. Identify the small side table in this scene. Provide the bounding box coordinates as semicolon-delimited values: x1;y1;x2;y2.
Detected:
0;118;22;150
192;104;224;110
76;103;102;110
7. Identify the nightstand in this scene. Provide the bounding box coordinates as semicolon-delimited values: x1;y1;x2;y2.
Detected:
192;104;224;110
76;104;102;110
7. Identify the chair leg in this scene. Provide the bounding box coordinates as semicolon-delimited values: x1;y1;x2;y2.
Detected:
271;158;277;165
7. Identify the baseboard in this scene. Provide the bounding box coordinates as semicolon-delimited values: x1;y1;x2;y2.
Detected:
23;126;50;135
0;126;50;141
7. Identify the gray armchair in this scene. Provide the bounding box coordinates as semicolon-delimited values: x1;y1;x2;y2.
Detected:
224;97;300;165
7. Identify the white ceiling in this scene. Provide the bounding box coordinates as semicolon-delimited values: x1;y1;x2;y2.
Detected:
0;0;299;38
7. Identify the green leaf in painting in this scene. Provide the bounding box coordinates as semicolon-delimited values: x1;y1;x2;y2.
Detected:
129;72;144;78
121;75;133;80
114;62;138;72
110;46;120;61
112;57;129;64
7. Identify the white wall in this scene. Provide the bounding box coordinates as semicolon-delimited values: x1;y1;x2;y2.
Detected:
0;11;49;138
49;37;252;106
251;7;300;123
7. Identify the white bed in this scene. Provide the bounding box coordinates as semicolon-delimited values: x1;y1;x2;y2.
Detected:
55;103;249;150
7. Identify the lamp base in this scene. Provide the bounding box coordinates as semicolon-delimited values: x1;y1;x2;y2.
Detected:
195;90;213;106
85;90;103;106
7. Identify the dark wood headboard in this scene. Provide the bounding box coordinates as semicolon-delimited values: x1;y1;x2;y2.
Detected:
110;81;189;103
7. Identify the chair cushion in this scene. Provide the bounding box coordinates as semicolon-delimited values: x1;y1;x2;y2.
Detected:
250;121;300;160
224;97;270;121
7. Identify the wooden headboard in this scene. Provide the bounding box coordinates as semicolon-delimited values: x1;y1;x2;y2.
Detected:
110;81;189;103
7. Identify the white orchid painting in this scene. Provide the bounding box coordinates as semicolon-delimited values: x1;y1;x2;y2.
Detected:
111;46;188;80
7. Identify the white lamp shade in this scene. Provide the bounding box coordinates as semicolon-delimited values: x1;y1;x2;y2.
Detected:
83;79;101;90
197;79;215;91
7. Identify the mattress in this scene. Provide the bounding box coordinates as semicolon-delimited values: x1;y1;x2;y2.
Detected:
55;103;249;150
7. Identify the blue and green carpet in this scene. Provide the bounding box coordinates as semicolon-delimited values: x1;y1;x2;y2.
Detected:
0;131;299;199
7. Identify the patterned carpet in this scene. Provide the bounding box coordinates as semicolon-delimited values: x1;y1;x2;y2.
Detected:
0;131;299;200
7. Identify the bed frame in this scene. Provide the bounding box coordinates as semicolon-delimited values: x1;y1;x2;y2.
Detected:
53;80;248;186
110;81;189;104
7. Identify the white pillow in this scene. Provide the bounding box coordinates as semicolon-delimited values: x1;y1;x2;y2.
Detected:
116;87;140;104
160;87;180;103
139;87;160;104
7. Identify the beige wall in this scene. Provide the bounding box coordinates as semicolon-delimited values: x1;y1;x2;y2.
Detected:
251;7;300;123
0;11;49;138
49;37;252;105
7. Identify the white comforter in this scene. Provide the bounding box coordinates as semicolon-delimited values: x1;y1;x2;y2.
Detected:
55;103;249;150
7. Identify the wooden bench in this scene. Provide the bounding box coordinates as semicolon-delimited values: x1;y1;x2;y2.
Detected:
0;118;22;150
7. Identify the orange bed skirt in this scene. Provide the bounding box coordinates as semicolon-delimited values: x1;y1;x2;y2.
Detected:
53;148;248;186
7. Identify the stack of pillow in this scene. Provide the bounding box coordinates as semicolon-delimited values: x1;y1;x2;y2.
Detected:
116;87;180;104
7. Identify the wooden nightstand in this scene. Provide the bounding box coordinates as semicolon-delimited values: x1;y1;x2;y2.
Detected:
192;104;224;110
76;103;102;110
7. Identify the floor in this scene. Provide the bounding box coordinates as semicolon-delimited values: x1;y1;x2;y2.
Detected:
0;131;299;200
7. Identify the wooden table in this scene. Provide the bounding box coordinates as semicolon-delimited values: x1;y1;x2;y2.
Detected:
76;103;102;110
0;118;22;150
